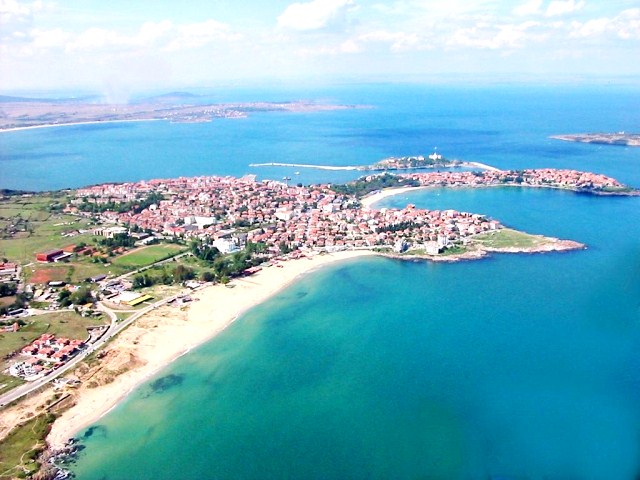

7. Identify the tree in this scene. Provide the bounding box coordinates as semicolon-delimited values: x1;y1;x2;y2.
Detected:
279;241;292;254
133;274;154;289
58;289;72;307
173;265;195;282
70;286;93;305
200;271;215;282
0;282;17;297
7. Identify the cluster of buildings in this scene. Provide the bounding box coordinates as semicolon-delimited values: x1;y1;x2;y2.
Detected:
67;174;503;255
370;151;450;170
404;168;626;191
62;168;628;259
9;334;85;380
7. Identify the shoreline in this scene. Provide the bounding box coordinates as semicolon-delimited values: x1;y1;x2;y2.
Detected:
44;236;585;450
360;185;432;208
45;250;375;449
360;182;639;209
0;118;161;134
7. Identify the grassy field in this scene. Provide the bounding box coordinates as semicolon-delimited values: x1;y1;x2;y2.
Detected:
0;311;107;361
110;244;186;269
25;261;127;284
0;374;24;396
0;413;55;479
440;244;469;256
473;228;547;249
0;194;95;264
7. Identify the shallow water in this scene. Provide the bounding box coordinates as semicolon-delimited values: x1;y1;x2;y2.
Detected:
5;84;640;479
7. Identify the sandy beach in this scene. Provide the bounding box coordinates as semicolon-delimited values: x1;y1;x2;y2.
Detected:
0;119;160;134
45;250;374;449
360;186;430;208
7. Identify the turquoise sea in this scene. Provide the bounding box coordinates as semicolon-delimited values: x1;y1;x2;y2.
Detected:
2;84;640;479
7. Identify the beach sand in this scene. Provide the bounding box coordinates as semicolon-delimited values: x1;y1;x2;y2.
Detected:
45;250;374;449
360;186;429;209
0;119;159;134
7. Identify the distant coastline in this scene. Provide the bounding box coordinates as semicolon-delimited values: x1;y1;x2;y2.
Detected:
0;118;161;134
551;133;640;147
0;100;358;132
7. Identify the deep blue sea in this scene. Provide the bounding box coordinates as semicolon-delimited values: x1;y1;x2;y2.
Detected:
2;84;640;479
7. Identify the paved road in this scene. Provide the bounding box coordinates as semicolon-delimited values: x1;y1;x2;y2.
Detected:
0;251;193;409
0;295;182;407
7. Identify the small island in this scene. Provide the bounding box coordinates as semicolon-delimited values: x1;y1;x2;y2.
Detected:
551;133;640;147
367;151;461;170
250;151;498;173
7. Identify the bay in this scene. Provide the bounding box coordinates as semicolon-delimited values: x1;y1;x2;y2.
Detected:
2;84;640;478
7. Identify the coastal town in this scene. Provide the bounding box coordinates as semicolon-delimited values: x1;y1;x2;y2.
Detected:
67;167;634;253
0;165;636;479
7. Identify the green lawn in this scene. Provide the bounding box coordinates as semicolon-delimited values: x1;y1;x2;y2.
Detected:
440;244;469;256
111;244;186;269
473;228;546;249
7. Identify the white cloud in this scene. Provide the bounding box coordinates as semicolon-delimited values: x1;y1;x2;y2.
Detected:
277;0;356;32
569;18;609;38
167;19;240;51
10;18;242;56
357;30;423;52
569;8;640;40
448;21;541;50
512;0;543;16
138;20;173;46
69;28;117;51
546;0;585;17
30;27;70;49
339;39;361;53
615;8;640;40
0;0;30;22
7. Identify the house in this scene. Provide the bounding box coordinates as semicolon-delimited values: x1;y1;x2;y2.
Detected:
36;249;64;262
0;262;18;276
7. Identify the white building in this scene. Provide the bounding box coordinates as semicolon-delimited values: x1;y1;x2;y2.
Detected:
212;237;240;254
428;151;442;161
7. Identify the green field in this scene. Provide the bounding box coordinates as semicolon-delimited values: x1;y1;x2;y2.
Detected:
0;413;55;479
473;228;547;249
0;374;24;395
0;194;95;264
110;244;186;269
0;311;107;361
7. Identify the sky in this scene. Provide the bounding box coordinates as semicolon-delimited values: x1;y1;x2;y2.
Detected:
1;0;639;93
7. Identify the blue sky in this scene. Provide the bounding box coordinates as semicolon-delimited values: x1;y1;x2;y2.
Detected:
1;0;639;92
